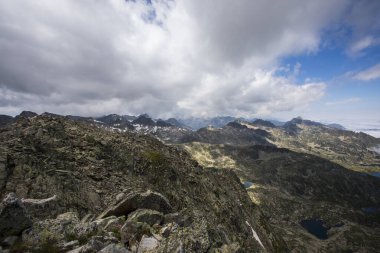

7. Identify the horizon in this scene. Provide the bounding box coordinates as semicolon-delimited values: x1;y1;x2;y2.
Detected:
3;109;380;138
0;0;379;132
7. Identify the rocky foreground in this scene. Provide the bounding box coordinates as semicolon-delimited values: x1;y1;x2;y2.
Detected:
0;115;286;252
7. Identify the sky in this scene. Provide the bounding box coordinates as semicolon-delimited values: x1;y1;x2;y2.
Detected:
0;0;379;134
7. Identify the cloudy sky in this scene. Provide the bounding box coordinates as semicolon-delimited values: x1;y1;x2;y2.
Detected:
0;0;379;126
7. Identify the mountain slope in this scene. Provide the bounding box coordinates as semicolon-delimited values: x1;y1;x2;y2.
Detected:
0;115;286;252
241;118;380;173
183;142;380;252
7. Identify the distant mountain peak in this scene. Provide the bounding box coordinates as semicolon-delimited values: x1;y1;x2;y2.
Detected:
226;121;247;129
251;119;276;128
132;114;156;126
156;119;173;127
16;111;38;119
165;118;186;128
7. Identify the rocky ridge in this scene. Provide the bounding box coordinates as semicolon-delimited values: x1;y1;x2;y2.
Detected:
0;114;286;252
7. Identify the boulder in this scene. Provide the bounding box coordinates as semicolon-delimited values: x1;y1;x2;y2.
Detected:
98;190;172;219
127;209;163;226
0;193;32;237
103;216;126;233
67;238;104;253
137;235;159;253
163;212;192;227
120;221;151;246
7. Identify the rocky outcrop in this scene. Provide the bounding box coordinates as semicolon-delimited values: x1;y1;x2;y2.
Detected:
0;193;32;237
0;115;287;252
99;191;172;219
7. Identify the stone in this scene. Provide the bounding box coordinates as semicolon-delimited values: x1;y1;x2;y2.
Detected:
137;235;159;253
116;193;126;202
67;246;85;253
68;238;104;253
21;195;58;219
98;191;172;219
127;209;163;226
56;212;80;227
22;195;57;205
120;221;151;246
163;212;192;227
61;240;79;251
99;243;131;253
93;216;119;228
0;193;32;237
160;225;172;238
81;213;96;223
104;216;126;233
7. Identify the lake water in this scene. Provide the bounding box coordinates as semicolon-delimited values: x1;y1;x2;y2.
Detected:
370;172;380;178
243;181;254;188
300;219;329;240
361;207;380;214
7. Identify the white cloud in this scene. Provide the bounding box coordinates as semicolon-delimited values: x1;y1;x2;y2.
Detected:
353;64;380;81
347;36;380;56
0;0;346;117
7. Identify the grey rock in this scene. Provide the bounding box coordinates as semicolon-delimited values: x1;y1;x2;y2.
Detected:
100;243;131;253
22;195;57;205
137;235;159;253
68;238;104;253
127;209;163;226
81;213;96;223
67;246;86;253
116;193;126;202
160;225;172;238
163;212;192;227
61;240;79;251
103;216;126;232
120;221;151;246
99;190;172;219
0;193;32;237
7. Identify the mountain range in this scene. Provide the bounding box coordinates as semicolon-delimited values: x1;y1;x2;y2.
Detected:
0;111;379;252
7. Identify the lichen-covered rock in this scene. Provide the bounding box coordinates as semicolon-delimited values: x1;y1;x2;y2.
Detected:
0;193;32;237
0;115;287;252
120;220;151;247
163;212;191;227
99;191;172;219
127;209;163;226
100;243;131;253
61;240;80;251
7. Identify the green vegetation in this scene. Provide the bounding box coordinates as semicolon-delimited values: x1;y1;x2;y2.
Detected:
143;150;167;166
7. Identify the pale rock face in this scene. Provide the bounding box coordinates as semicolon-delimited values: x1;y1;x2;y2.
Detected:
99;243;131;253
137;235;159;253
